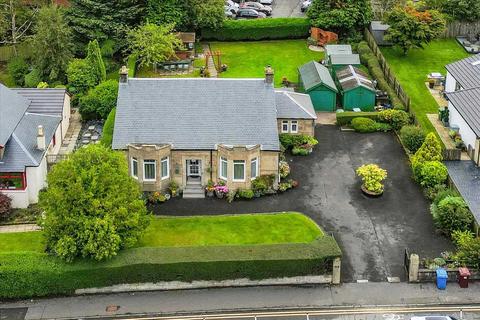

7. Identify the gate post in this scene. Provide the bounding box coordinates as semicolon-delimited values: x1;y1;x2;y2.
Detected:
409;254;419;282
332;257;341;284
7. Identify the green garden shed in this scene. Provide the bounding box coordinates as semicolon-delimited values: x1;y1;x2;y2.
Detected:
298;61;338;112
336;65;376;111
329;54;361;72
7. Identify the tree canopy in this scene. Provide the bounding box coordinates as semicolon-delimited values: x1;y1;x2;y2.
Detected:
0;0;41;47
39;145;150;262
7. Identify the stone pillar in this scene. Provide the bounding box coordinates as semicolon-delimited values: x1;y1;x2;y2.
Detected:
409;254;419;283
332;257;341;284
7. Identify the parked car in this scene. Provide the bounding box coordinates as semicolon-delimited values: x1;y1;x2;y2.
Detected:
411;317;457;320
225;3;238;14
240;2;272;15
252;0;273;5
301;0;311;12
225;8;234;18
226;0;239;9
236;8;266;19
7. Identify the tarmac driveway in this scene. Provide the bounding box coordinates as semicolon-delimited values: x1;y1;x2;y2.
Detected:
154;125;453;282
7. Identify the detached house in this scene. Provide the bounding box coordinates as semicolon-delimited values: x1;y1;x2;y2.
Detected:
112;67;316;198
0;85;71;207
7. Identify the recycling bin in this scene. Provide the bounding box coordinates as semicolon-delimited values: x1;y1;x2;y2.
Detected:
458;267;470;288
436;268;448;290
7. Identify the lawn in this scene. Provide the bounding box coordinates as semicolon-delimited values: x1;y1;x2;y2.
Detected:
0;231;44;253
210;40;324;87
381;39;470;133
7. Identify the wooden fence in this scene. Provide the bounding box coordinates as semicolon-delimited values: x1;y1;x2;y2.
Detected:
0;43;30;62
442;148;462;161
441;21;480;38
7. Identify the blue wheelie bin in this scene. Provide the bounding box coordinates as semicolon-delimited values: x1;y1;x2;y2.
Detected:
436;268;448;290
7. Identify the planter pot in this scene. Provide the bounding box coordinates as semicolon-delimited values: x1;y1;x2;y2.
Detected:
361;185;383;198
206;190;214;197
215;190;224;199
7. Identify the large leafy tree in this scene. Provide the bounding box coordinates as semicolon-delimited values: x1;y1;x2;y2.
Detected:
440;0;480;22
307;0;373;37
0;0;41;49
39;145;150;262
146;0;189;29
31;5;73;82
67;0;145;49
188;0;224;30
384;5;446;55
127;23;182;69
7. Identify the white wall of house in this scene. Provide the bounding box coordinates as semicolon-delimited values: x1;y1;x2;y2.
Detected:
47;124;62;156
26;157;48;205
445;72;456;93
449;101;478;151
61;93;71;140
4;188;30;208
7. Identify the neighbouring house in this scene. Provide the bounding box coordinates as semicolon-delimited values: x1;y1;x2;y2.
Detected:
112;67;316;198
160;32;196;71
369;21;391;46
324;44;361;72
335;65;376;111
0;85;71;208
298;61;338;112
445;54;480;163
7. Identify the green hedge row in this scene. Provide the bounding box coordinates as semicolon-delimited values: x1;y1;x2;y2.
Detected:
201;18;311;41
357;41;405;110
336;111;379;125
100;107;116;147
0;237;341;299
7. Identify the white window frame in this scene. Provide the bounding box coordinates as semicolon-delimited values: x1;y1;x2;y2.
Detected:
251;157;258;180
233;160;246;182
219;157;228;180
161;157;169;180
281;120;289;133
143;159;156;181
290;120;298;133
131;157;138;179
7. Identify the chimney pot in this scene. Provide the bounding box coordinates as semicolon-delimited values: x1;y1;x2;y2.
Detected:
265;65;274;85
37;125;46;151
120;65;129;83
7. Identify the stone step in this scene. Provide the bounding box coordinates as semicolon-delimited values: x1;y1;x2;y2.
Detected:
183;189;205;199
184;186;203;193
187;179;201;185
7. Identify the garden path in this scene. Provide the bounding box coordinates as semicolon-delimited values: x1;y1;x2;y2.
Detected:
0;223;40;233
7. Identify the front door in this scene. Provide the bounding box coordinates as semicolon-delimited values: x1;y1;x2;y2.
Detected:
187;160;201;177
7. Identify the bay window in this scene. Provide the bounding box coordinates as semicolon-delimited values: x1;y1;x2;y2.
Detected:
233;160;246;182
143;160;156;181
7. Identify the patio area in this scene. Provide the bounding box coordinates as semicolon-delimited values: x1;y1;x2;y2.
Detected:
427;113;470;160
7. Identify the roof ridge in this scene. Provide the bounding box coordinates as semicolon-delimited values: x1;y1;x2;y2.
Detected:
282;91;316;119
25;112;62;118
12;133;39;166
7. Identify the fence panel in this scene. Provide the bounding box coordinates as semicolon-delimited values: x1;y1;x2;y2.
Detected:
443;149;462;161
442;21;480;38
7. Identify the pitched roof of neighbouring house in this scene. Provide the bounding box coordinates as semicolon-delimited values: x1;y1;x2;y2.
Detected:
298;61;338;92
370;21;390;31
325;44;352;56
112;78;280;151
336;65;376;92
275;91;317;119
446;87;480;137
0;84;30;146
329;54;361;66
445;54;480;89
12;88;67;117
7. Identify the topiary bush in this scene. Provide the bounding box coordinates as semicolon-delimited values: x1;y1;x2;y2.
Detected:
356;164;388;194
100;108;116;148
351;117;377;133
79;80;119;120
431;196;474;236
411;133;443;180
7;57;29;86
378;109;410;130
336;111;379;126
0;193;12;219
400;125;425;153
417;161;448;189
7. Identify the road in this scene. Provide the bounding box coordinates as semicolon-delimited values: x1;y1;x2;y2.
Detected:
271;0;304;17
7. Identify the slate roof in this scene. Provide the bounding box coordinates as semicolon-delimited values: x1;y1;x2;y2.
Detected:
336;65;376;92
370;21;389;31
298;61;338;92
444;160;480;224
12;88;67;117
329;54;361;66
446;87;480;137
445;54;480;89
325;44;352;56
275;91;317;119
0;84;30;146
112;78;280;151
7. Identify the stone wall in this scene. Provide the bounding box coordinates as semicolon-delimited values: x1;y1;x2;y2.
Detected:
277;119;315;136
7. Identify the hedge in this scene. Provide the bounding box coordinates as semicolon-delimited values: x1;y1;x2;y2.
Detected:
127;54;137;77
201;18;311;41
0;237;341;298
101;107;116;147
336;111;379;125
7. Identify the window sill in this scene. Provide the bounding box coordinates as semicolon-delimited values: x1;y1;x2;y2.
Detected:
161;176;170;181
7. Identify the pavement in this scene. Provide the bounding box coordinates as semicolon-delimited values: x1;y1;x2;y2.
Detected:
155;125;453;283
0;224;40;233
2;283;480;320
271;0;304;17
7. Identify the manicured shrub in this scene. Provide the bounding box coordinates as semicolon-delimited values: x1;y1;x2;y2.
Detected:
7;57;29;86
101;108;116;148
0;193;12;219
202;18;311;41
400;125;425;153
24;68;42;88
374;122;392;132
279;160;290;178
351;117;377;133
431;196;474;235
336;111;379;125
378;109;410;130
418;161;448;189
279;134;318;150
356;164;387;194
238;189;254;199
67;58;97;95
127;54;137;77
411;133;443;180
79;80;119;120
292;147;310;156
86;40;106;83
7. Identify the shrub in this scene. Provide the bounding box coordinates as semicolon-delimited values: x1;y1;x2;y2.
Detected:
252;174;275;195
79;80;119;120
67;59;97;95
127;54;137;77
100;108;116;147
279;134;318;149
86;40;106;83
351;117;377;133
7;57;29;86
279;160;290;178
292;147;310;156
238;189;254;199
201;18;311;41
0;193;12;219
336;111;379;126
418;161;448;188
378;109;410;130
411;133;443;180
24;68;42;88
433;188;460;206
400;125;425;153
431;196;474;235
374;122;392;132
227;190;237;203
451;230;480;269
356;164;387;194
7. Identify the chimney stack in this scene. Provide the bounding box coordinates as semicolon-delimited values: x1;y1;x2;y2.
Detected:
37;125;46;151
119;65;129;83
264;65;274;85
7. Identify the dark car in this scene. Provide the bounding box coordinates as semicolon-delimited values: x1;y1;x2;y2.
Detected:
236;8;266;19
240;2;272;15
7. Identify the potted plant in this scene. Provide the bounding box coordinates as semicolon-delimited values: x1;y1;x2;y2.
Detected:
214;181;228;199
205;179;215;197
168;181;179;197
356;164;387;197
